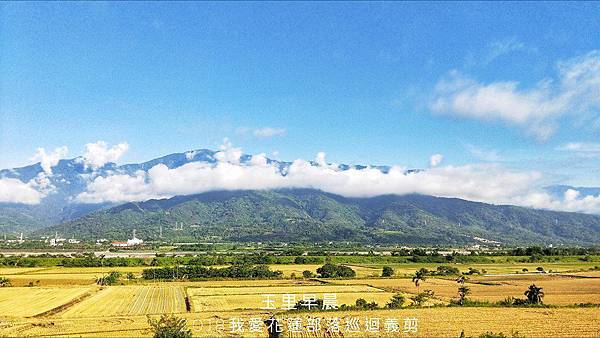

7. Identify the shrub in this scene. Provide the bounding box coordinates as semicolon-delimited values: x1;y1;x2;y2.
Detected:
386;294;405;309
411;290;434;306
302;270;314;278
435;266;460;275
0;277;12;287
148;314;192;338
355;298;379;310
292;298;324;311
96;271;121;286
478;331;507;338
382;266;394;277
465;267;480;275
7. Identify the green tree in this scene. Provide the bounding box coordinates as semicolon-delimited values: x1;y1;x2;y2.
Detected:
316;263;355;278
148;314;192;338
382;266;394;277
96;271;121;286
411;289;434;306
412;269;427;292
386;293;405;309
302;270;314;278
456;275;470;305
524;284;544;304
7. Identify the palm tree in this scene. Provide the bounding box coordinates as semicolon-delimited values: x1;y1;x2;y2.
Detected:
524;284;544;304
412;269;427;292
456;275;470;305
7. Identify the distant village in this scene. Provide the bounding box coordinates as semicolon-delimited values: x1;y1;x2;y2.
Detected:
0;229;145;248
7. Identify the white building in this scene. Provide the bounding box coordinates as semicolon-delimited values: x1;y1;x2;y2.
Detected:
126;229;144;246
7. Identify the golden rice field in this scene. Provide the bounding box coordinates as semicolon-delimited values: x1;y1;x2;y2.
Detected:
0;264;598;336
356;261;600;276
0;267;146;286
0;286;92;317
61;285;187;317
331;274;600;305
187;284;396;311
0;307;598;337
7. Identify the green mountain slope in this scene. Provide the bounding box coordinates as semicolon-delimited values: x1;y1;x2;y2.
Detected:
39;189;600;245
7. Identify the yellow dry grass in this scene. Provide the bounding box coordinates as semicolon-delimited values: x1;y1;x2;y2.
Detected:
0;264;598;336
190;292;397;312
61;285;186;317
331;275;600;305
0;267;49;275
187;284;395;311
0;307;598;337
187;284;379;296
176;278;323;288
0;286;92;317
366;262;600;276
32;267;147;275
268;264;382;278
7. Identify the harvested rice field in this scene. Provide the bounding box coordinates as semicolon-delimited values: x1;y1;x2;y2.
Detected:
61;285;187;317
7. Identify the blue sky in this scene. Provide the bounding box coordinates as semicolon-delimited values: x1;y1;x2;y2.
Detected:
1;2;599;186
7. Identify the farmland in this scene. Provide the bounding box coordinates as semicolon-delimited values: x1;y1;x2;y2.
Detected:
0;260;598;336
61;285;187;317
0;286;92;317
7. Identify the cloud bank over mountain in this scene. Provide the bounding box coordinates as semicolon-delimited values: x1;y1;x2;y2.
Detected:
1;140;599;214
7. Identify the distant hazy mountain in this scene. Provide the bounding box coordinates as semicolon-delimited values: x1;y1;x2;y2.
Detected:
39;189;600;245
0;150;388;233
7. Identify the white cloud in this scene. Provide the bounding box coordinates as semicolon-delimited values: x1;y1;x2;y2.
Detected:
0;178;45;204
185;150;198;160
556;142;600;156
214;138;242;164
429;154;443;167
83;141;129;169
513;189;600;215
31;146;69;174
74;142;600;214
74;157;543;205
430;51;600;140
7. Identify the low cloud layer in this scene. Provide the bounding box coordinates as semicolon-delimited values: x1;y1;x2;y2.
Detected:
74;142;600;214
0;177;45;204
430;51;600;141
3;141;599;214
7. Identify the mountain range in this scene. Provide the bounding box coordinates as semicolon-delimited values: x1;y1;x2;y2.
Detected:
1;149;599;245
37;189;600;245
0;149;389;233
